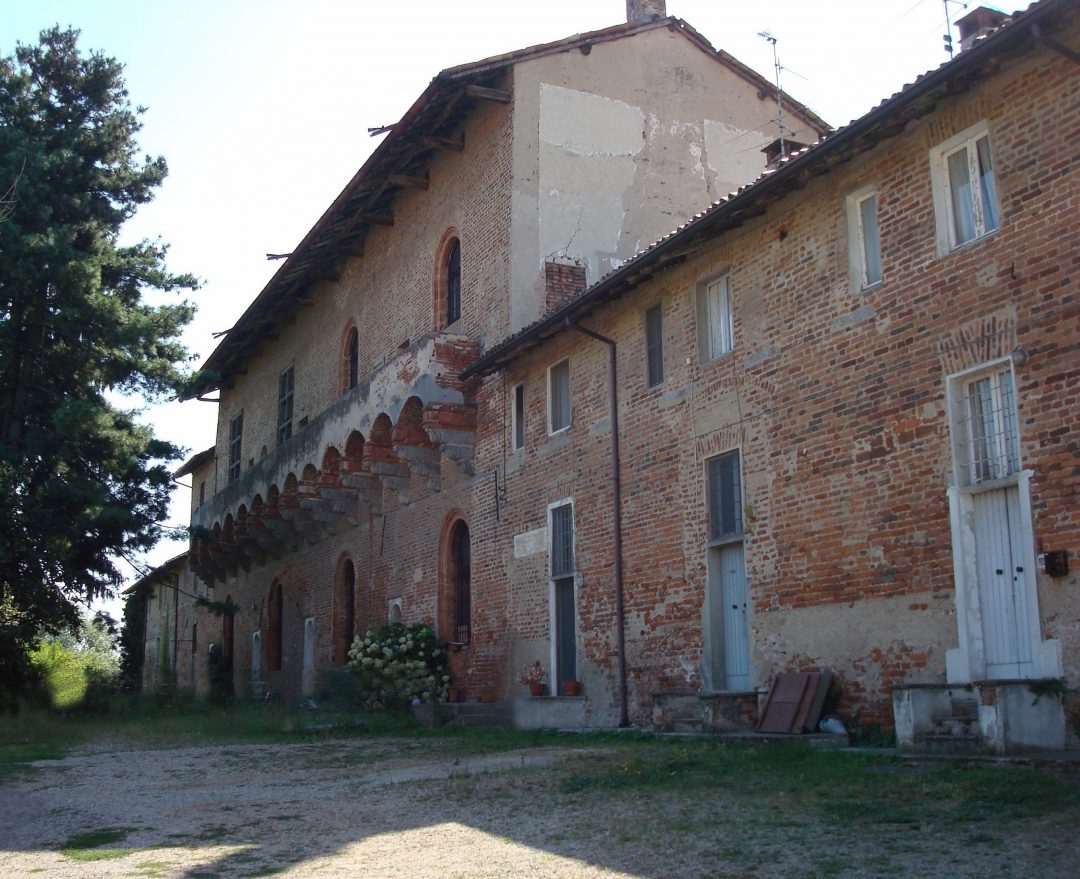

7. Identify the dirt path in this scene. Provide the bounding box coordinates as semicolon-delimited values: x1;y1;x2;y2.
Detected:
2;735;1078;879
0;738;637;879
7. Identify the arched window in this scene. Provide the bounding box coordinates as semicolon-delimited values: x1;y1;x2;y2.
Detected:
446;239;461;326
333;557;356;666
267;581;283;671
344;326;359;391
450;520;470;643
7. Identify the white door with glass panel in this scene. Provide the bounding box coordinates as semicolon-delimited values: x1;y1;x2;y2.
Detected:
705;451;750;690
953;366;1040;679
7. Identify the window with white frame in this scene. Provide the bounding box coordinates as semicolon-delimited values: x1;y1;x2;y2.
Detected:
227;411;243;483
931;123;1000;252
846;188;882;289
549;501;577;692
548;359;570;434
512;382;525;451
950;364;1020;487
645;303;664;387
697;273;734;362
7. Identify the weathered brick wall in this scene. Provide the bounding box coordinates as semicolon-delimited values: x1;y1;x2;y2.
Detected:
469;34;1080;727
212;92;514;487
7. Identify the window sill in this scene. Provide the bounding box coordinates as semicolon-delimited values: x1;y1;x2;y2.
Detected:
699;350;734;367
707;533;745;549
547;426;571;438
942;227;999;257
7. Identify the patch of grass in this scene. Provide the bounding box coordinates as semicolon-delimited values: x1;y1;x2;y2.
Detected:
60;827;138;861
243;868;286;877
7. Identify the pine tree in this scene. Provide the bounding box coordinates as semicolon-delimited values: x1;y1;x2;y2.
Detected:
0;27;196;707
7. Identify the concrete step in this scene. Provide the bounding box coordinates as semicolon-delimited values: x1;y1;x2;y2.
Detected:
914;733;983;755
450;702;513;728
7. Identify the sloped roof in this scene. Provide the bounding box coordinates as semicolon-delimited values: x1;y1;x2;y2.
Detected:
174;446;215;479
124;551;188;594
195;16;830;393
460;0;1072;379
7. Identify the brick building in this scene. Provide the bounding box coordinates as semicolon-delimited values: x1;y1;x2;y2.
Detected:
461;0;1080;748
165;3;827;705
154;0;1078;749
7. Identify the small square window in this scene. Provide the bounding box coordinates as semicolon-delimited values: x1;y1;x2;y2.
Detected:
548;359;570;434
512;383;525;451
847;188;882;290
645;304;664;387
697;274;733;362
931;123;1000;253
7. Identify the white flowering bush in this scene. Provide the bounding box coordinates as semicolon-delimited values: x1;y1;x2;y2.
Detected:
347;621;450;710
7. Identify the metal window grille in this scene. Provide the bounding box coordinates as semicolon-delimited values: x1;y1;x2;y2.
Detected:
646;304;664;386
228;412;242;483
708;451;743;539
550;503;575;577
277;366;294;444
959;368;1019;485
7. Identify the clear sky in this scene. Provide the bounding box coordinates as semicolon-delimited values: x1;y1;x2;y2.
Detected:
1;0;1018;611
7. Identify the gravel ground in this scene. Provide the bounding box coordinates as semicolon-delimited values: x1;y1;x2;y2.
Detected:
1;736;1078;878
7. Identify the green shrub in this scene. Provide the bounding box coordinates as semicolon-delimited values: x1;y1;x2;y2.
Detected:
347;622;449;710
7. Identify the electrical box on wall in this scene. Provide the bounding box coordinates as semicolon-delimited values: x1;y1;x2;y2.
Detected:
1038;551;1069;578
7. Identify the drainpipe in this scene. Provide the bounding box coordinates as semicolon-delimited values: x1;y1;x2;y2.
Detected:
564;317;629;728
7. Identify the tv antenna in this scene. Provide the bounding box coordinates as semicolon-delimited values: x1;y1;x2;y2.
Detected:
758;31;797;159
942;0;968;57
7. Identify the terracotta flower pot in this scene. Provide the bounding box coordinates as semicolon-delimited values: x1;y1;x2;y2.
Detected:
528;682;547;697
562;680;582;697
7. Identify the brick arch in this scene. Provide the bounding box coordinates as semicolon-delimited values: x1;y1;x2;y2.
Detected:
392;396;434;448
343;431;365;473
333;552;357;666
266;485;280;517
282;473;299;509
222;513;234;544
365;414;397;466
339;320;359;395
222;593;235;676
235;504;248;536
300;464;318;497
437;510;471;645
432;227;461;331
320;446;342;490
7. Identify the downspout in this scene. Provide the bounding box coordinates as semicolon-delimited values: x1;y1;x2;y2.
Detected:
564;316;629;728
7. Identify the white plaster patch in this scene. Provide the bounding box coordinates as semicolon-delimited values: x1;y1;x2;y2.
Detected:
704;119;769;195
514;527;548;559
539;84;645;158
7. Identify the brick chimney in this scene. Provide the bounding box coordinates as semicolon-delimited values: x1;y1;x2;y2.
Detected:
956;6;1008;52
544;259;587;312
626;0;667;25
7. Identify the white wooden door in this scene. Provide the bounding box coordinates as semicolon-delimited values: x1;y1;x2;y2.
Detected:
972;486;1036;678
718;542;750;690
301;618;316;696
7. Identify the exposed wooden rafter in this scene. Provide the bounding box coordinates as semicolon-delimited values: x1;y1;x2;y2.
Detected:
388;174;429;190
465;84;511;103
423;135;465;152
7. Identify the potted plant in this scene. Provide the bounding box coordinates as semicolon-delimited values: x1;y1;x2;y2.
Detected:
562;680;582;697
520;660;547;697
